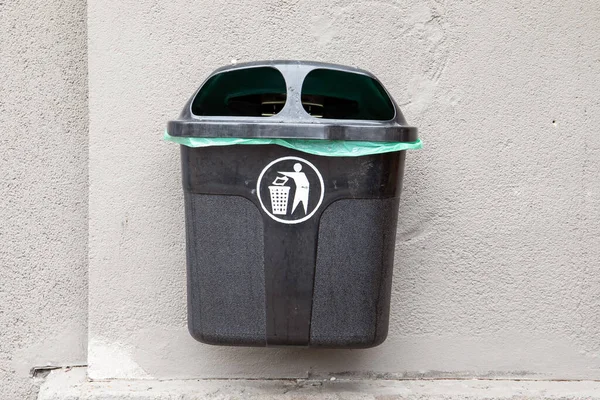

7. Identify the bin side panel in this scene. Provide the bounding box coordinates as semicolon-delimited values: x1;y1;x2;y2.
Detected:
186;193;266;346
310;198;399;348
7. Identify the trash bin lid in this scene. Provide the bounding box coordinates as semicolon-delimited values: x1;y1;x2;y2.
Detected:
167;60;417;143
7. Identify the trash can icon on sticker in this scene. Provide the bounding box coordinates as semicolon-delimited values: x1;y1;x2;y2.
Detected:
268;178;290;215
258;156;324;224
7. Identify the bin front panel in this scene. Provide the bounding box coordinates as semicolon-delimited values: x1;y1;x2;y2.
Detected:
185;193;266;345
181;145;405;347
310;198;399;348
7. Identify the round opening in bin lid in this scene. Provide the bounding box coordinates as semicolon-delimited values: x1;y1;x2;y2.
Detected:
167;60;417;143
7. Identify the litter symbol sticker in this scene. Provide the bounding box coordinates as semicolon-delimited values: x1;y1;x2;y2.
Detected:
257;156;324;224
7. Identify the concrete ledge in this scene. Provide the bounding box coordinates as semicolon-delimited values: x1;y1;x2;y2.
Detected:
39;368;600;400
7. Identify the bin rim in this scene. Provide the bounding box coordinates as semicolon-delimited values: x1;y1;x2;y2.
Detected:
167;60;418;143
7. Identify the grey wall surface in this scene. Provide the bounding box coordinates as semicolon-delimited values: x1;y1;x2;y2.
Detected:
0;0;88;399
86;0;599;381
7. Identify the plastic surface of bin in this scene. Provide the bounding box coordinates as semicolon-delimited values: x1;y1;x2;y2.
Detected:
169;61;418;348
167;60;417;143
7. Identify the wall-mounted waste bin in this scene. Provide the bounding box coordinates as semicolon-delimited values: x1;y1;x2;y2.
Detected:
166;61;420;348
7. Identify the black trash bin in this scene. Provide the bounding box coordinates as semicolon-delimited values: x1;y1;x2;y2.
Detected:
167;61;419;348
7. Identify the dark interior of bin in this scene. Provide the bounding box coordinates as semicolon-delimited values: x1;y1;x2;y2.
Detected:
191;67;395;120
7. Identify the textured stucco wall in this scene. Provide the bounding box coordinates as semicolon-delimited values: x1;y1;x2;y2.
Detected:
88;0;600;381
0;0;88;399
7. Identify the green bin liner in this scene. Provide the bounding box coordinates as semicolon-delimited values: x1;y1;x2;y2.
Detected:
164;131;421;157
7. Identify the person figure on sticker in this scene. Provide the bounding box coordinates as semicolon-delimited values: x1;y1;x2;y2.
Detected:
279;163;310;215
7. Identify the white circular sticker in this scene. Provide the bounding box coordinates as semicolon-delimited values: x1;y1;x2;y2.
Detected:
257;156;325;224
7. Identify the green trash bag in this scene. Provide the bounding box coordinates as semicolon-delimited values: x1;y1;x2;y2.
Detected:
163;131;421;157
